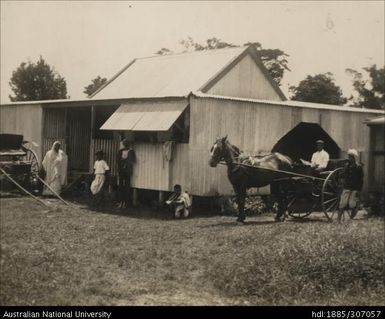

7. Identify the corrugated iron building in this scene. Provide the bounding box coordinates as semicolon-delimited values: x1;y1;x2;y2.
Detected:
1;45;384;197
365;116;385;193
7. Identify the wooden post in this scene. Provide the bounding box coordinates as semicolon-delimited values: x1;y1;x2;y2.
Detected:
367;127;375;194
132;188;139;207
90;106;95;173
159;191;165;207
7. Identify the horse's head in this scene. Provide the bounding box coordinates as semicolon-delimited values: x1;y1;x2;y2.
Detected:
209;136;240;167
209;136;228;167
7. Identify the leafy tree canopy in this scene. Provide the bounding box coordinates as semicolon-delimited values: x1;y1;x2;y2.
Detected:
289;73;347;105
84;76;108;97
9;56;68;101
155;37;290;85
346;65;385;109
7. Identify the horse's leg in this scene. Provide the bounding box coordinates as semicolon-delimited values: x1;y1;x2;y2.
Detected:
271;182;286;222
235;186;246;223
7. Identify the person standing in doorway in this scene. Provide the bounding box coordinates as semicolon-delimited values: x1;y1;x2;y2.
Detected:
117;138;136;208
42;141;68;195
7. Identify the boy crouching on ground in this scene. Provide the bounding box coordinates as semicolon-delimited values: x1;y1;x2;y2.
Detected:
166;184;192;219
90;151;110;207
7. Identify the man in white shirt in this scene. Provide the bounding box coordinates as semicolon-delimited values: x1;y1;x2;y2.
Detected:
310;140;330;172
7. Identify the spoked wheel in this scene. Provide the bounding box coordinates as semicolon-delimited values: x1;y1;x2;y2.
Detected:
20;147;40;190
24;148;40;176
285;181;313;219
321;168;343;221
287;196;313;219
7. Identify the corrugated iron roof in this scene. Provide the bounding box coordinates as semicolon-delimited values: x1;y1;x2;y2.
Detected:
101;101;187;131
193;92;385;115
92;47;248;99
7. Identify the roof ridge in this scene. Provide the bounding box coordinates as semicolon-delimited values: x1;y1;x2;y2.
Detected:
136;46;246;61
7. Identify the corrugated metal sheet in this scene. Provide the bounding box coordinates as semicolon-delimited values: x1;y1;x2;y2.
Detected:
206;54;282;101
193;92;385;114
92;47;246;99
188;96;377;196
101;101;187;131
90;139;120;176
131;142;170;190
0;104;43;161
67;108;91;171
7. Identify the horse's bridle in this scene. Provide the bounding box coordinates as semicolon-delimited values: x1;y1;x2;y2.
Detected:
209;141;225;166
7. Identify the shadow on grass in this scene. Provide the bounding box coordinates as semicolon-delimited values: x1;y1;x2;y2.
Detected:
198;219;278;228
286;217;332;224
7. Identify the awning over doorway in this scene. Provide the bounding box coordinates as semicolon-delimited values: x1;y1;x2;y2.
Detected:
100;102;188;131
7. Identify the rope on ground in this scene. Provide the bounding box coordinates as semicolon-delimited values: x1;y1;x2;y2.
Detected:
34;174;78;209
0;167;49;208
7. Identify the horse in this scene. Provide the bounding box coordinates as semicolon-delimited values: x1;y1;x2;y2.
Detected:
208;136;294;223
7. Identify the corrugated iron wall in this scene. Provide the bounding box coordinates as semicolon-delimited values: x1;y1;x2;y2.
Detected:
42;108;67;159
131;142;170;191
372;126;384;191
189;96;380;196
67;108;91;171
0;104;43;161
207;54;282;101
42;107;91;172
90;138;120;176
90;140;190;192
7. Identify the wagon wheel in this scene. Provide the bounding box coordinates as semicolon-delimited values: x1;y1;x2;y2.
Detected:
284;180;312;219
23;148;40;176
321;168;344;221
286;188;313;219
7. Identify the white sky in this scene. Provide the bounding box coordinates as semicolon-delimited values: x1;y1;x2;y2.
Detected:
1;1;384;103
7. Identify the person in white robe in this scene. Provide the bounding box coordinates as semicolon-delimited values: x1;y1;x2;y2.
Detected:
42;141;68;195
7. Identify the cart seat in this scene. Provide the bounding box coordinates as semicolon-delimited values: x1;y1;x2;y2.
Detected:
0;149;27;157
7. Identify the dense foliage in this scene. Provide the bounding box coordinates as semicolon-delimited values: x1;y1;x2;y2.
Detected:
9;56;67;101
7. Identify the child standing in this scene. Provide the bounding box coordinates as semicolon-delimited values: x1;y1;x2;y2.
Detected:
90;151;110;198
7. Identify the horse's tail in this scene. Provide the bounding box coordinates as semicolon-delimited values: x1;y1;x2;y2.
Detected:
273;152;293;168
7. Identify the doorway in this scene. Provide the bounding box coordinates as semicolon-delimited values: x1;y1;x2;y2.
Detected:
66;108;91;172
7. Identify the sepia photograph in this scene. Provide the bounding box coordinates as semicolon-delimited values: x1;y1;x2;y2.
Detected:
0;0;384;310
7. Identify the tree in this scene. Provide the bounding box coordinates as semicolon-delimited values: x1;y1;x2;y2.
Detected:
346;65;385;109
84;76;108;97
156;37;290;85
289;73;347;105
156;48;173;56
9;56;67;101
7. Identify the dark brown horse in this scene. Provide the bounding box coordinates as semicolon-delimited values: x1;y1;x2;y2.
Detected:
209;136;293;223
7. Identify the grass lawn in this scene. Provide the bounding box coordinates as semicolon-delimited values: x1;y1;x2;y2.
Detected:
0;197;384;305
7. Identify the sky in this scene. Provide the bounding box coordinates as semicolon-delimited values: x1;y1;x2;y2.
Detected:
1;1;384;103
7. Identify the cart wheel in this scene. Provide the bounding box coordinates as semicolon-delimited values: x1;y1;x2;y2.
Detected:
285;182;312;219
287;198;312;219
24;148;40;176
321;168;343;220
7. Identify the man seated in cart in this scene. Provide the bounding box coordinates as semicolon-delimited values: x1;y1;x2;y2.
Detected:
300;140;330;174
